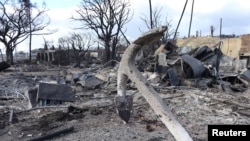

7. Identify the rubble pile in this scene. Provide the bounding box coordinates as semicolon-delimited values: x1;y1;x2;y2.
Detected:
0;56;249;141
155;42;250;93
0;30;250;141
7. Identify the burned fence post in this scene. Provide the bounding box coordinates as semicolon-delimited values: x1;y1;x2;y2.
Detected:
115;26;193;141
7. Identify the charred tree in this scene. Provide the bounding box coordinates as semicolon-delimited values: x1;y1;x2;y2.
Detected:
0;0;51;64
58;33;92;67
73;0;132;63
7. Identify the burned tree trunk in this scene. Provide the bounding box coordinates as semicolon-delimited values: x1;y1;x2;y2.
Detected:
104;40;111;62
6;47;14;65
115;26;193;141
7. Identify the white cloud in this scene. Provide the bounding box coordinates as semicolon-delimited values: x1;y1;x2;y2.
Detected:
47;7;75;21
13;0;250;52
16;6;82;52
141;0;250;37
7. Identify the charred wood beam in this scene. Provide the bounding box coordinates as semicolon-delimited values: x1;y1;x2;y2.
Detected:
29;126;74;141
115;26;193;141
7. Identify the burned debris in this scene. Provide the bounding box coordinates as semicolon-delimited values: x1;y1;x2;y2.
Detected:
116;26;193;141
25;83;75;109
0;61;10;72
154;41;250;93
114;27;250;141
0;27;250;141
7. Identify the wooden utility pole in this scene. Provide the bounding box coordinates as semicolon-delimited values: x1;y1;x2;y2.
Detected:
188;0;194;38
220;18;222;38
173;0;188;40
21;0;32;61
149;0;153;29
29;11;32;62
107;0;130;45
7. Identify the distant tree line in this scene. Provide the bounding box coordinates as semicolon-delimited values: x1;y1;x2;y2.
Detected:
0;0;176;65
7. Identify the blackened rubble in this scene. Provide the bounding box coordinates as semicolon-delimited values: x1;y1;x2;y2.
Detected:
0;27;250;141
0;61;10;72
155;41;249;92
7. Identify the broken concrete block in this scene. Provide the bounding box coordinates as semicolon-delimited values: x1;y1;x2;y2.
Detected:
158;53;168;66
25;88;38;109
76;75;103;89
94;73;107;82
38;83;75;102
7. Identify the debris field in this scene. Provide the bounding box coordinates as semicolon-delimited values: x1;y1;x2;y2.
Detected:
0;27;250;141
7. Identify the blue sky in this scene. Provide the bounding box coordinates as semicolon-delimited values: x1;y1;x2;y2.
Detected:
1;0;250;53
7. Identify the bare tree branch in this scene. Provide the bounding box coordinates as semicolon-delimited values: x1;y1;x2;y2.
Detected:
140;5;177;43
57;32;93;67
72;0;132;63
0;0;51;64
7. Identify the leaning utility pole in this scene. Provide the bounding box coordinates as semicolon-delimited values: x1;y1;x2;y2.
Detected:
107;0;130;45
188;0;194;38
173;0;188;40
